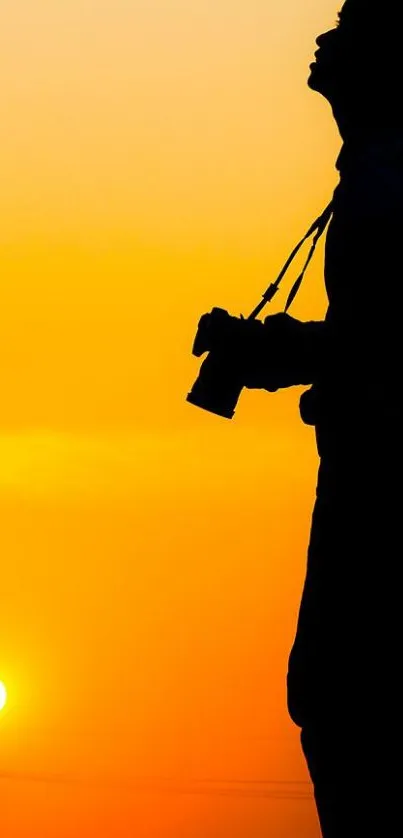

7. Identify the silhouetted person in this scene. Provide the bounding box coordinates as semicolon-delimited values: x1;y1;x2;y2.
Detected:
188;2;403;832
278;3;403;834
227;2;403;834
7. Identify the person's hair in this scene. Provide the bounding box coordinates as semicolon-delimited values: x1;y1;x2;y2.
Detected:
336;1;402;88
337;1;402;42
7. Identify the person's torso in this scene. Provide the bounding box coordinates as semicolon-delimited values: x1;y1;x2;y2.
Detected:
305;140;403;442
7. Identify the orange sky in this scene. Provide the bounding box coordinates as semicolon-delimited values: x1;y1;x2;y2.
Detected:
1;2;341;836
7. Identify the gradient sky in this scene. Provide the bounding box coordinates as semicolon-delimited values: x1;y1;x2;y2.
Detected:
1;2;342;836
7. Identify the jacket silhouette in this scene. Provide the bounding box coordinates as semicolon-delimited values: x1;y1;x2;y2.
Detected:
282;138;403;835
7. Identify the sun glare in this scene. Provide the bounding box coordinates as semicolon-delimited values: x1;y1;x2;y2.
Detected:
0;681;7;711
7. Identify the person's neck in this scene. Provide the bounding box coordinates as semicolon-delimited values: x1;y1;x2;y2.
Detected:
332;101;403;160
334;116;403;173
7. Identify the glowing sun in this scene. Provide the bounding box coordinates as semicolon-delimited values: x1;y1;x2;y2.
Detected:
0;681;7;711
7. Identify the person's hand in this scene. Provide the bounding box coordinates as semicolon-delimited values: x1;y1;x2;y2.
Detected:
192;308;314;392
242;313;305;391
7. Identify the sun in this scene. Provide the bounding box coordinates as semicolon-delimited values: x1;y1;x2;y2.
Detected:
0;681;7;711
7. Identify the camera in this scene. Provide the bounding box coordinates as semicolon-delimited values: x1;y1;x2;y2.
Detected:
185;199;334;420
186;307;261;419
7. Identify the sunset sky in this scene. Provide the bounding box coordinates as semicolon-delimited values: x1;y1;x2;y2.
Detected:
1;2;342;836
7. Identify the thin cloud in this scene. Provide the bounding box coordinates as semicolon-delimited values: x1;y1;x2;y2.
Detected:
0;770;312;800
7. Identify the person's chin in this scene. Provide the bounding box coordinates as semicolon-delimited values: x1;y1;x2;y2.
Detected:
307;64;319;89
307;64;325;92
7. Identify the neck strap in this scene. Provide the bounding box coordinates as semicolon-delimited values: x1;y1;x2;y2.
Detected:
248;200;333;320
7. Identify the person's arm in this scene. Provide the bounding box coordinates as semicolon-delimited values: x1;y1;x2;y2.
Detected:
242;312;327;391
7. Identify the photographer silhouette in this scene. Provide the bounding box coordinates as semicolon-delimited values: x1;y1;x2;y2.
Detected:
287;4;403;835
188;2;403;834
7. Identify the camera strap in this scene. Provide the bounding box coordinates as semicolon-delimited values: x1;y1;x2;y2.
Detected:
248;199;334;320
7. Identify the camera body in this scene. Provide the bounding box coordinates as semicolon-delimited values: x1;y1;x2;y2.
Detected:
186;307;257;419
186;307;309;419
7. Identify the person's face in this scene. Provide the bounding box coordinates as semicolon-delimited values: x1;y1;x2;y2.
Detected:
308;19;349;102
309;4;400;140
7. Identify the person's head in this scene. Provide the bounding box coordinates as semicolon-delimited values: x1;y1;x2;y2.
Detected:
308;1;403;141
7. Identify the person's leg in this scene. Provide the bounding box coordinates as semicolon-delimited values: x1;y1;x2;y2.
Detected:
301;725;346;838
288;447;402;834
301;721;399;837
